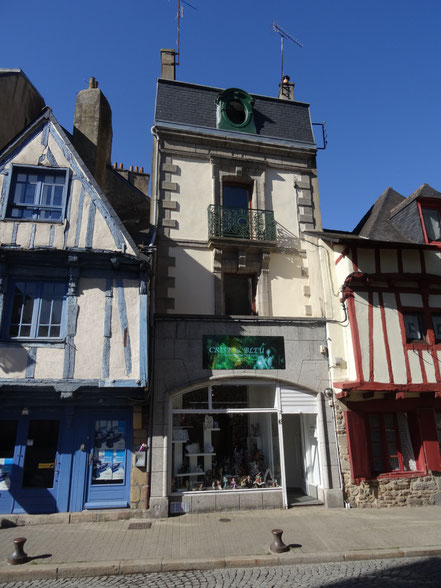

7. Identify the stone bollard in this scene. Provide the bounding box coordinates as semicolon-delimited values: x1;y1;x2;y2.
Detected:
270;528;290;553
7;537;29;565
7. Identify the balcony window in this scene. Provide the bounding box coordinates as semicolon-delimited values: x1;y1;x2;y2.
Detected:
224;274;256;315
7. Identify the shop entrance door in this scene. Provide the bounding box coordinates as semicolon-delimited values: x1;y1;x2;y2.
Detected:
12;418;66;514
83;415;132;510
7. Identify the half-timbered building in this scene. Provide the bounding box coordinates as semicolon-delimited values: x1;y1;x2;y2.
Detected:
313;184;441;507
0;73;150;514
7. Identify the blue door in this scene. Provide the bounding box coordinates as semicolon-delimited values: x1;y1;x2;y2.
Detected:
0;418;20;514
69;412;132;511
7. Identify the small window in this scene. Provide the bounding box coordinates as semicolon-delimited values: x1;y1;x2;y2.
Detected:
5;166;69;222
6;280;67;340
224;274;256;315
403;312;425;342
432;315;441;342
422;206;441;243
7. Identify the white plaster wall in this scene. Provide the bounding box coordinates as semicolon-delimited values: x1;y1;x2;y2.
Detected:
357;249;375;274
168;158;212;241
305;242;325;318
354;292;369;382
169;247;214;314
121;279;140;379
74;278;106;379
402;250;421;273
15;222;33;248
269;252;305;317
383;292;407;384
33;223;52;248
0;222;14;245
34;347;64;379
372;293;389;382
422;350;436;383
47;130;71;168
0;347;28;378
266;169;299;239
407;349;423;383
425;250;441;276
380;249;398;273
92;210;117;251
109;286;128;379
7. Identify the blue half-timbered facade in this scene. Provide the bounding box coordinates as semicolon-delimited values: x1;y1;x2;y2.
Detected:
0;106;149;514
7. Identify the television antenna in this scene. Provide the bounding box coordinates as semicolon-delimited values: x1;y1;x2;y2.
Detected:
272;22;303;80
176;0;198;66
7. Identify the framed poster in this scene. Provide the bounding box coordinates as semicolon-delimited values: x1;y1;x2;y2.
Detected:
203;335;285;370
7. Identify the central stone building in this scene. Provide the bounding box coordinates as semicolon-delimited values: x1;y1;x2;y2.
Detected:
148;51;342;516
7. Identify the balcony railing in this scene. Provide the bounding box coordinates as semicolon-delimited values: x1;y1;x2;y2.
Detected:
208;205;276;243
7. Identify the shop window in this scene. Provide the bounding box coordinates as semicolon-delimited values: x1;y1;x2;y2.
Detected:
224;274;256;315
4;166;69;222
403;312;425;342
171;386;280;493
5;280;67;340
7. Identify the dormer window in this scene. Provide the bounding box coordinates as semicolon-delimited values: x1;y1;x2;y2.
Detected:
418;200;441;243
216;88;256;134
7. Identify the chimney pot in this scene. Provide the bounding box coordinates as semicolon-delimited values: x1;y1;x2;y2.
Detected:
278;75;295;101
113;162;117;168
88;77;98;89
129;165;133;172
140;167;144;173
119;163;124;169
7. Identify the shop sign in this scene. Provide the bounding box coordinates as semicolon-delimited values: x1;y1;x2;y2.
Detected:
203;335;285;370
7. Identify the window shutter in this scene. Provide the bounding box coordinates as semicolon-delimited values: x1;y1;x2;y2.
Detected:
418;409;441;472
345;410;371;482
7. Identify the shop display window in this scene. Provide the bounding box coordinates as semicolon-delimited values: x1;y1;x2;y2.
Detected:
92;420;126;485
171;386;280;493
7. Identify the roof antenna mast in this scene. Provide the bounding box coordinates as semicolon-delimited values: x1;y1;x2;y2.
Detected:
272;22;303;80
176;0;198;67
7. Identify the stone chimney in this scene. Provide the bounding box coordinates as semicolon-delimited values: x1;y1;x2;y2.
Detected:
73;77;113;189
278;75;295;101
160;49;176;81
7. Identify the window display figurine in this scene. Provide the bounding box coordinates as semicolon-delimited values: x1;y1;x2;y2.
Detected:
217;479;222;491
222;474;229;489
254;472;264;487
246;475;253;488
239;476;247;488
230;477;237;489
212;480;217;491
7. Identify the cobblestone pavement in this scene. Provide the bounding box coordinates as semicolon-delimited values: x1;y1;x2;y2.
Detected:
1;557;441;587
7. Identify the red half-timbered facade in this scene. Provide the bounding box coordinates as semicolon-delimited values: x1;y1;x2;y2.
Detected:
315;184;441;507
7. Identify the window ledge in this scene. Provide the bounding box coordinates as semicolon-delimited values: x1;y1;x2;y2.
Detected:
357;471;427;484
0;339;66;348
3;218;64;225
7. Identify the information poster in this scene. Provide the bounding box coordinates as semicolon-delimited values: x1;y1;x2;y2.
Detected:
92;420;126;484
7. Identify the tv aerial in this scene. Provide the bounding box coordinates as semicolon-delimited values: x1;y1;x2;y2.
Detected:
176;0;198;66
272;22;303;80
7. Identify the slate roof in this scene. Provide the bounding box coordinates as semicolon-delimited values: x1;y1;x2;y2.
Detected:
155;79;315;146
353;187;409;242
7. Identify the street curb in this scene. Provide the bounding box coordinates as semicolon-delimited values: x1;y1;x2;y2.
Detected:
1;547;441;581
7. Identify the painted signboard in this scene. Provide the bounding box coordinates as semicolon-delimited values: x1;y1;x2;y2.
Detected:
203;335;285;370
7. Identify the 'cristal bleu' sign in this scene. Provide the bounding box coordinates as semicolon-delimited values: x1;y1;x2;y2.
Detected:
203;335;285;370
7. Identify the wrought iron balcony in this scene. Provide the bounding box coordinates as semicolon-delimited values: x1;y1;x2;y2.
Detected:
208;205;276;243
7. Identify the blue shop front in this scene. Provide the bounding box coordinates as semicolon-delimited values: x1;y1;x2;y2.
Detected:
0;399;135;514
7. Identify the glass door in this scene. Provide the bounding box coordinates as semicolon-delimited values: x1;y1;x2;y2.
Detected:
84;416;132;509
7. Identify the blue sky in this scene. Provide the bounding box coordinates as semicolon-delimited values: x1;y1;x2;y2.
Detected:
2;1;441;230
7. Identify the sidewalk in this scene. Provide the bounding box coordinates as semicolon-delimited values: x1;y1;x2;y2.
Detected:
1;505;441;581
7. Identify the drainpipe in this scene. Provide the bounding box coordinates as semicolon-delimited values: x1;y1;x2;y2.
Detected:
145;126;161;509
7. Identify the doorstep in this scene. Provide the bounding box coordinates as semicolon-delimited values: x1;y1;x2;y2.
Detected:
1;509;151;527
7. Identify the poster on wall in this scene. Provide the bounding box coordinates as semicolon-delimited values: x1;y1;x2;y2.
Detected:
203;335;285;370
92;420;126;484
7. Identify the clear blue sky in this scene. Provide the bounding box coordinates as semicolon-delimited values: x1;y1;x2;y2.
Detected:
2;0;441;230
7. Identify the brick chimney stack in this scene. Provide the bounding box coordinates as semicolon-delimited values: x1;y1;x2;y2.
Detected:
160;49;176;81
73;77;113;189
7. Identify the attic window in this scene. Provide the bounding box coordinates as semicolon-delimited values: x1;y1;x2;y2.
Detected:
216;88;256;134
4;165;69;222
421;206;441;243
